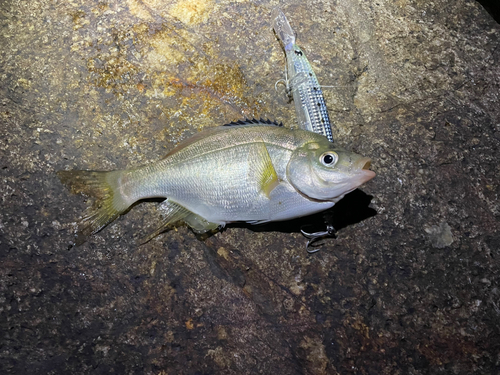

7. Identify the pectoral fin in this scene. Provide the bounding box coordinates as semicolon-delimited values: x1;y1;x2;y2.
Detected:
248;141;279;199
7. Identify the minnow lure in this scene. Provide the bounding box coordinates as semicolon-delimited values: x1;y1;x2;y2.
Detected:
272;8;334;143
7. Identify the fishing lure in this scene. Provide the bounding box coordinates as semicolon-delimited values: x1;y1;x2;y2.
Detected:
272;8;334;143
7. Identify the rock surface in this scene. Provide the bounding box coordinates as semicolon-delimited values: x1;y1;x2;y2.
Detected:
1;0;499;373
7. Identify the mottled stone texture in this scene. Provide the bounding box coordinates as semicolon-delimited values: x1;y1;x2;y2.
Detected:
1;0;499;374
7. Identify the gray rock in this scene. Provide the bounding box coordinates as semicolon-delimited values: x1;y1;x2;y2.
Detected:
1;0;499;373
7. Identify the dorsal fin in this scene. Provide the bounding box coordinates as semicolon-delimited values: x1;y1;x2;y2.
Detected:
223;118;283;127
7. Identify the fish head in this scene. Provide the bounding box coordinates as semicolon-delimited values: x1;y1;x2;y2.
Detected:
287;140;376;201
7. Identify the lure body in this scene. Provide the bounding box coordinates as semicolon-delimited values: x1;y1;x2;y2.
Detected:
272;8;334;142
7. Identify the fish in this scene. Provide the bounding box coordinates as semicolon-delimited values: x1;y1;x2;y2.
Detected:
57;120;375;245
272;8;334;142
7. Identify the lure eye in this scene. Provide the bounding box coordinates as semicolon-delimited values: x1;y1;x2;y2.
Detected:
320;152;338;167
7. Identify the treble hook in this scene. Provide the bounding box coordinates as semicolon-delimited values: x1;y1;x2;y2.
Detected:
274;78;288;94
300;222;337;254
274;65;292;98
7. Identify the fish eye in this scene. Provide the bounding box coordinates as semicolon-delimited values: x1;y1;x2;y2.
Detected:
320;152;338;167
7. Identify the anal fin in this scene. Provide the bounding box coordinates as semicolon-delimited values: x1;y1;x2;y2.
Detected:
140;200;191;244
141;200;220;243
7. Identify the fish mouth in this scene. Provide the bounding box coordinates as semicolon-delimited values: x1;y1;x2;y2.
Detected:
356;157;376;182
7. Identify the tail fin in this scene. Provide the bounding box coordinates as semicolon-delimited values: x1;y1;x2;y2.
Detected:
57;170;129;245
272;8;296;50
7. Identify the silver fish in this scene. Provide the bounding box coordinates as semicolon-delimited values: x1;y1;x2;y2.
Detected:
58;120;375;244
272;8;334;142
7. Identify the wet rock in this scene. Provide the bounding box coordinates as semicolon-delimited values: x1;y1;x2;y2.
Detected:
1;0;499;374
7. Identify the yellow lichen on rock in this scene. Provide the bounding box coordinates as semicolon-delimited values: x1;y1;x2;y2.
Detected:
126;0;215;25
126;0;154;21
146;29;189;72
169;0;215;25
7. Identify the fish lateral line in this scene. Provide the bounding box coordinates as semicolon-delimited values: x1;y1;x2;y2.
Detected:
165;126;296;169
164;122;282;161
